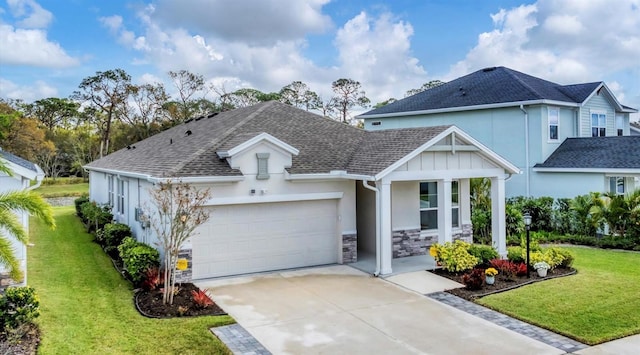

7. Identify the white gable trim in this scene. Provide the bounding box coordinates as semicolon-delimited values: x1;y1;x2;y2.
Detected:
580;83;632;112
374;126;520;180
0;158;44;181
217;132;299;158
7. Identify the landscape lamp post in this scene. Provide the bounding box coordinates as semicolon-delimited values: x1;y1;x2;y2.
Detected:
524;212;532;278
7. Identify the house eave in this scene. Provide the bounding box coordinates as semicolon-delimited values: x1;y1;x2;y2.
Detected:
359;99;580;119
285;170;374;181
84;166;245;183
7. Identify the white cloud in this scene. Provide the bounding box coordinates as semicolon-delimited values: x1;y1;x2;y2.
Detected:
152;0;332;45
448;0;640;88
0;77;57;101
7;0;52;28
334;11;426;103
0;24;80;67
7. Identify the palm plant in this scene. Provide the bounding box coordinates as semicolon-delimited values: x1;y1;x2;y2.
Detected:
590;190;640;237
0;160;55;281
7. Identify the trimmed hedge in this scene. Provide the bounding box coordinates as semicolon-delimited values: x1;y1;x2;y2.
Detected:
101;223;132;255
118;237;160;284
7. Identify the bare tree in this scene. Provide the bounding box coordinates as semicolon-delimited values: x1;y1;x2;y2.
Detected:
330;78;370;123
168;70;206;121
148;181;212;305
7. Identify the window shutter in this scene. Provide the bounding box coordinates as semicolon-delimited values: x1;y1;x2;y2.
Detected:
256;153;270;180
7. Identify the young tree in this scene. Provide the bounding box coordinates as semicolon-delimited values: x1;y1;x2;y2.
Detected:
148;181;212;305
0;160;55;281
330;78;370;123
72;69;132;158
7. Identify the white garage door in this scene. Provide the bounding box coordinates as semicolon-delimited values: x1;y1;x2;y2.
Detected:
192;199;339;279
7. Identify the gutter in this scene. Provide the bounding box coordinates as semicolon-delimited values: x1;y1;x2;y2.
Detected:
519;105;530;197
25;165;45;191
84;166;244;184
361;180;381;277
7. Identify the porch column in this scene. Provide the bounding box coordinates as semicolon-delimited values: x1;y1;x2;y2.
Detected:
379;179;393;275
438;179;453;244
491;175;507;257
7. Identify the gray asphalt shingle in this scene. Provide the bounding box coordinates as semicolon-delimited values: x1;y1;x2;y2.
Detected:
360;66;602;116
0;148;38;172
85;101;452;178
534;136;640;169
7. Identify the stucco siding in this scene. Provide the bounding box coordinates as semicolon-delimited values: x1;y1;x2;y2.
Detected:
530;172;608;198
391;181;419;230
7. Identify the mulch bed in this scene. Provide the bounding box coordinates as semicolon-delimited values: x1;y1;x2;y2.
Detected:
135;283;227;318
432;267;577;301
0;323;40;355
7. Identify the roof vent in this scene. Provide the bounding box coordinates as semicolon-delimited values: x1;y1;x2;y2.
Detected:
170;138;173;145
482;67;497;72
194;116;204;121
185;130;192;136
184;118;194;124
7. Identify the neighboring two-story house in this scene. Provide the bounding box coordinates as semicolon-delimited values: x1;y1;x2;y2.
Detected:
360;66;639;198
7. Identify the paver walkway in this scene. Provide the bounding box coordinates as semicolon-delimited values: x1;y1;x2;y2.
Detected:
428;292;588;353
211;324;271;355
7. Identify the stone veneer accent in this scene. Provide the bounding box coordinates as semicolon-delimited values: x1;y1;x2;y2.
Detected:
342;233;357;263
393;228;437;258
393;223;473;258
453;224;473;243
174;248;193;283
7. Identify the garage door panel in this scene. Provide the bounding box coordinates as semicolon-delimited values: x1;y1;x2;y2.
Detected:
192;199;339;279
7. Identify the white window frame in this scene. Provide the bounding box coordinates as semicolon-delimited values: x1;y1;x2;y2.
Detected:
591;111;606;137
609;177;625;196
107;175;115;208
548;107;559;141
117;179;125;215
420;181;438;231
451;180;460;228
256;153;270;180
616;115;624;136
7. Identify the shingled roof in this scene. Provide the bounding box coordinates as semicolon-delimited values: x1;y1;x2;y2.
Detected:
361;66;611;117
534;136;640;170
85;101;453;178
0;148;38;173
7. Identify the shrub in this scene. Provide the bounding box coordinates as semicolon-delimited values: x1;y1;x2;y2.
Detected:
597;236;637;250
468;244;499;265
544;247;571;269
505;203;524;236
81;202;112;232
508;196;554;232
103;223;132;255
118;237;160;284
0;286;40;332
489;259;518;281
142;267;162;291
74;195;89;217
191;289;214;308
507;246;524;263
430;241;478;273
461;269;485;290
471;209;491;244
515;262;528;276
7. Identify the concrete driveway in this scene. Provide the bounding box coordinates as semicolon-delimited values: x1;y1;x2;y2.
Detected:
199;266;564;354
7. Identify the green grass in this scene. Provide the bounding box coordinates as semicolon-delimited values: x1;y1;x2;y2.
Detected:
29;206;233;354
35;183;89;198
478;246;640;345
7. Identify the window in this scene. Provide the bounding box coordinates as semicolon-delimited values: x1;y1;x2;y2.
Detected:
420;181;459;230
117;179;125;215
616;115;624;136
256;153;270;180
451;181;460;228
107;175;115;207
591;112;606;137
420;182;438;230
548;108;559;140
609;177;625;195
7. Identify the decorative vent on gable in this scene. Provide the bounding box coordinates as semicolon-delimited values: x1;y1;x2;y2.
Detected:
256;153;270;180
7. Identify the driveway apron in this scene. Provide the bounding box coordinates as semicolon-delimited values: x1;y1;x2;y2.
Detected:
199;265;563;354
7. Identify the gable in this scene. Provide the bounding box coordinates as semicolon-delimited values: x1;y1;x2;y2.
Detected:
226;140;294;176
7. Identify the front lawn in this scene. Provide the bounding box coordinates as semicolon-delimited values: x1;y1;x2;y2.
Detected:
29;206;233;354
478;246;640;345
35;183;89;198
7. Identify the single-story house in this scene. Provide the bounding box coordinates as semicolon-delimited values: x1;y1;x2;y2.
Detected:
0;148;45;286
85;102;519;281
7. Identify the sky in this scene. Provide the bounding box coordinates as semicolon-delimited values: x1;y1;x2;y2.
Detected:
0;0;639;120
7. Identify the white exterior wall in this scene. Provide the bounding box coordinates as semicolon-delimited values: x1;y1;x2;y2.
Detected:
355;182;376;254
0;170;32;283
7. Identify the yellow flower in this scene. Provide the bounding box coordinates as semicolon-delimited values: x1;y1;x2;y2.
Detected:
176;258;189;271
485;267;498;276
429;246;439;258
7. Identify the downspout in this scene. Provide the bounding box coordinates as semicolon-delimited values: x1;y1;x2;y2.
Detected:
519;105;530;197
362;180;381;277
